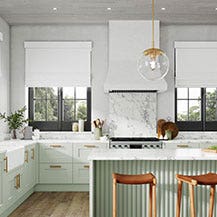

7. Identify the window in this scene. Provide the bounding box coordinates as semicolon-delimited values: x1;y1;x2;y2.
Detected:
175;88;217;131
29;87;91;131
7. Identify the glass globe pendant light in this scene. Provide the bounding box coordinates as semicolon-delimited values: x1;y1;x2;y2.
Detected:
137;0;169;81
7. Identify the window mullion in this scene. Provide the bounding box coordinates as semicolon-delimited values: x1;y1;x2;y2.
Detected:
58;88;63;131
202;88;206;131
74;87;76;121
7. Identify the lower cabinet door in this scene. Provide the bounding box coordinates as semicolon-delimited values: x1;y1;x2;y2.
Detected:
39;163;72;184
3;167;24;205
73;163;89;184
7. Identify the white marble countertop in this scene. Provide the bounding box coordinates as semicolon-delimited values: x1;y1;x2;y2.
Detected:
162;139;217;144
88;148;217;161
0;139;109;155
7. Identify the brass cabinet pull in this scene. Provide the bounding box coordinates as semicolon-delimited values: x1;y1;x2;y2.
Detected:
50;144;63;148
84;145;97;148
31;148;35;160
84;165;90;169
50;165;62;169
4;157;8;173
177;144;189;148
15;174;20;189
25;150;29;163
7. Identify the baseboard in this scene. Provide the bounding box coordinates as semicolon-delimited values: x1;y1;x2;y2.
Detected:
0;188;34;217
34;184;89;192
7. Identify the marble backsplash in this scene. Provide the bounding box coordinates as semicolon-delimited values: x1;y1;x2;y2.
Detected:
108;92;157;137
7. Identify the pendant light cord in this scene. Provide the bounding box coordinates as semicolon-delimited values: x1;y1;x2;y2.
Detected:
152;0;155;48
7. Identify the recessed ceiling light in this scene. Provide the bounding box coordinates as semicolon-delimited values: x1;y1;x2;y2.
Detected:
161;7;166;11
53;7;58;11
107;7;112;11
215;7;217;11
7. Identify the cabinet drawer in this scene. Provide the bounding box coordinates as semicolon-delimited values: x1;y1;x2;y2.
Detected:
73;143;108;163
73;163;89;184
39;163;72;184
40;143;72;163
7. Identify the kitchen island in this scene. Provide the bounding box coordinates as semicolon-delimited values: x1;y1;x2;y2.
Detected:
89;149;217;217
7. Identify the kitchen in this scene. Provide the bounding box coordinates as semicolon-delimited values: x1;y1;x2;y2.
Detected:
1;0;217;217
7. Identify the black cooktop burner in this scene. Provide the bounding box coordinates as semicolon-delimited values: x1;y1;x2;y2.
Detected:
110;137;159;142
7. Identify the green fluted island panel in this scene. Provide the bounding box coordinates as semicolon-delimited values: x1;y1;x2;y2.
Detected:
93;160;217;217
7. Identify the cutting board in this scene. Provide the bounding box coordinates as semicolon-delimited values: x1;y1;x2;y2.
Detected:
202;148;217;153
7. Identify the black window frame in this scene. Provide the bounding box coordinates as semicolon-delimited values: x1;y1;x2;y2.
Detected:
28;87;91;131
175;87;217;131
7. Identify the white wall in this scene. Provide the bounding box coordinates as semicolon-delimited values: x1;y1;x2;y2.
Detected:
10;24;109;122
10;24;217;127
158;24;217;120
0;17;10;139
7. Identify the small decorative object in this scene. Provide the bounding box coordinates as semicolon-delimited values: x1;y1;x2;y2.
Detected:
78;119;84;132
163;134;168;140
32;129;40;140
137;0;169;81
72;122;79;132
23;126;33;140
0;106;29;139
93;119;104;140
165;130;172;140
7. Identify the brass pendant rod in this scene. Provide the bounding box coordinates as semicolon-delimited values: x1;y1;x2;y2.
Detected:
152;0;155;48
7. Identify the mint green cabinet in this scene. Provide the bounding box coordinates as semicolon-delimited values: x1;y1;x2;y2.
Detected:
40;143;72;163
73;143;108;163
23;145;36;191
39;143;73;184
39;163;72;184
0;144;36;216
72;142;108;184
0;158;3;213
3;166;25;208
73;163;89;184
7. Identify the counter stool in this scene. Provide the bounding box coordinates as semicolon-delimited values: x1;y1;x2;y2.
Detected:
112;173;157;217
176;173;217;217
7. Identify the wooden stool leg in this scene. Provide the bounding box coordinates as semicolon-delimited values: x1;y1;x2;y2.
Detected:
176;180;183;217
153;184;157;217
209;185;215;217
149;184;153;217
189;185;196;217
113;179;117;217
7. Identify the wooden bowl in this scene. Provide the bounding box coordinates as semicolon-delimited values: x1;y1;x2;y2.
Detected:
162;122;179;139
157;119;166;138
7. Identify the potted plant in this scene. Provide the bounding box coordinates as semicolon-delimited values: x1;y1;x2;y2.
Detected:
0;106;29;139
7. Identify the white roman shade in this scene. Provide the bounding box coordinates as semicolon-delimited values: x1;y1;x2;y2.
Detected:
175;41;217;87
24;41;92;87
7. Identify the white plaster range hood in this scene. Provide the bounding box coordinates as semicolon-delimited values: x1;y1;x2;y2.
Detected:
104;20;167;93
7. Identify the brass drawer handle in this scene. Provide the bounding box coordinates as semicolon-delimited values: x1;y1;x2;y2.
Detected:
31;148;35;160
50;144;63;148
177;144;189;148
84;165;90;169
25;150;29;163
84;145;97;148
15;174;20;189
4;157;8;173
50;165;62;169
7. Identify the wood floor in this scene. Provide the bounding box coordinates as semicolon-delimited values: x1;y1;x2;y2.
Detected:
9;192;89;217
